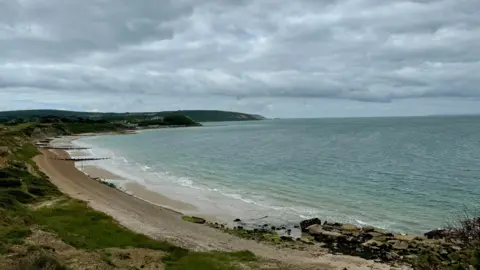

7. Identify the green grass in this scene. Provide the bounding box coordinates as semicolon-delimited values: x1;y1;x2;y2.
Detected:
32;200;184;253
181;216;206;224
0;226;32;254
163;251;257;270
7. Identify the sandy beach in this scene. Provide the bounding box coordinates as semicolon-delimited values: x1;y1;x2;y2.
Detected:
34;146;402;269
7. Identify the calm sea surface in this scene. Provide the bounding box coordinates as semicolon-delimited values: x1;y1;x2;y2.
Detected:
76;116;480;233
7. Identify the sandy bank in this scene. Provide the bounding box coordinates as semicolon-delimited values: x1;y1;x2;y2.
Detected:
34;148;402;269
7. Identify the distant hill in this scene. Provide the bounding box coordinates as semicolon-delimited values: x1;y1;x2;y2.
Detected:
0;109;265;122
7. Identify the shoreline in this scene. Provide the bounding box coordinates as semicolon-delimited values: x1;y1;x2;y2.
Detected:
58;135;427;237
34;136;401;269
53;136;199;216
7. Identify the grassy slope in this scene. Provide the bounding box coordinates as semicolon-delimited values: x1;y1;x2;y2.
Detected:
0;124;262;270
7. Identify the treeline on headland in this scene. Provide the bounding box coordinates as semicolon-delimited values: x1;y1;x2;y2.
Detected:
0;109;265;123
0;109;265;134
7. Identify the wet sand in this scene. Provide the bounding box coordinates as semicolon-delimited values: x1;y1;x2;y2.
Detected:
34;147;401;270
80;165;127;180
69;151;89;157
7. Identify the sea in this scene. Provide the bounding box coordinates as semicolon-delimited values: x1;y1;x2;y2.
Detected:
73;116;480;234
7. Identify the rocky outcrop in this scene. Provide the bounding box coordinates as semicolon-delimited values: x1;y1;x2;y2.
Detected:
300;218;322;232
302;219;468;265
424;228;449;239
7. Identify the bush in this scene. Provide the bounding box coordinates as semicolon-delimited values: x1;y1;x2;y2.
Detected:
0;178;22;188
13;252;67;270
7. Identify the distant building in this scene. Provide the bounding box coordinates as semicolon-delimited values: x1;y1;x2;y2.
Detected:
150;116;164;121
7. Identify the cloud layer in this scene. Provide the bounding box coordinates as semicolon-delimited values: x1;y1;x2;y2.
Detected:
1;0;479;116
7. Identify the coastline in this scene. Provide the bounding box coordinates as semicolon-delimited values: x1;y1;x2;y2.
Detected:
33;136;399;269
54;135;199;215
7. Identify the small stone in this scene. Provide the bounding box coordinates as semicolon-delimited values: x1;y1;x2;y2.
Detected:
271;226;276;230
237;226;244;230
287;229;292;235
294;225;300;229
234;218;241;222
363;239;385;247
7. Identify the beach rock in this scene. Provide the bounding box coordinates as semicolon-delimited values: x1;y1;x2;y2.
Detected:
362;226;376;232
394;234;417;242
385;252;400;261
300;218;322;232
234;218;241;222
306;224;324;235
341;224;359;231
314;230;345;243
392;241;409;250
424;228;448;239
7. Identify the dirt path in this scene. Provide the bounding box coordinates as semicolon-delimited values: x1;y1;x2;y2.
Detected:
34;149;401;270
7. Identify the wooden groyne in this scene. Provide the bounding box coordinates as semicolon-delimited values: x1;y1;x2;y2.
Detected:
50;157;110;162
40;146;91;150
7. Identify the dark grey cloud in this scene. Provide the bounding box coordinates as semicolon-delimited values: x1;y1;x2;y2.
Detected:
0;0;479;116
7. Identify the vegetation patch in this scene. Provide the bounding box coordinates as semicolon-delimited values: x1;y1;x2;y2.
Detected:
32;200;184;253
13;252;67;270
0;226;32;254
181;216;206;224
163;250;257;270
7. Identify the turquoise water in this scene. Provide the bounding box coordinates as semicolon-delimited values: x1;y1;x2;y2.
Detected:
76;116;480;234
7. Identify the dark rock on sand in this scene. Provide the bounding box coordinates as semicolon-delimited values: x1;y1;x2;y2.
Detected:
424;228;448;239
281;236;294;241
300;218;322;232
234;218;241;222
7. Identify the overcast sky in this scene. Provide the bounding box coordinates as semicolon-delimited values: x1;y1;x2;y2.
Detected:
0;0;479;118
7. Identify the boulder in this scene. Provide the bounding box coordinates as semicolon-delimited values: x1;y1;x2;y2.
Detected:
362;239;386;247
341;224;359;231
306;224;324;235
392;240;409;250
362;226;376;232
424;228;448;239
394;234;417;242
300;218;322;232
314;230;345;243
